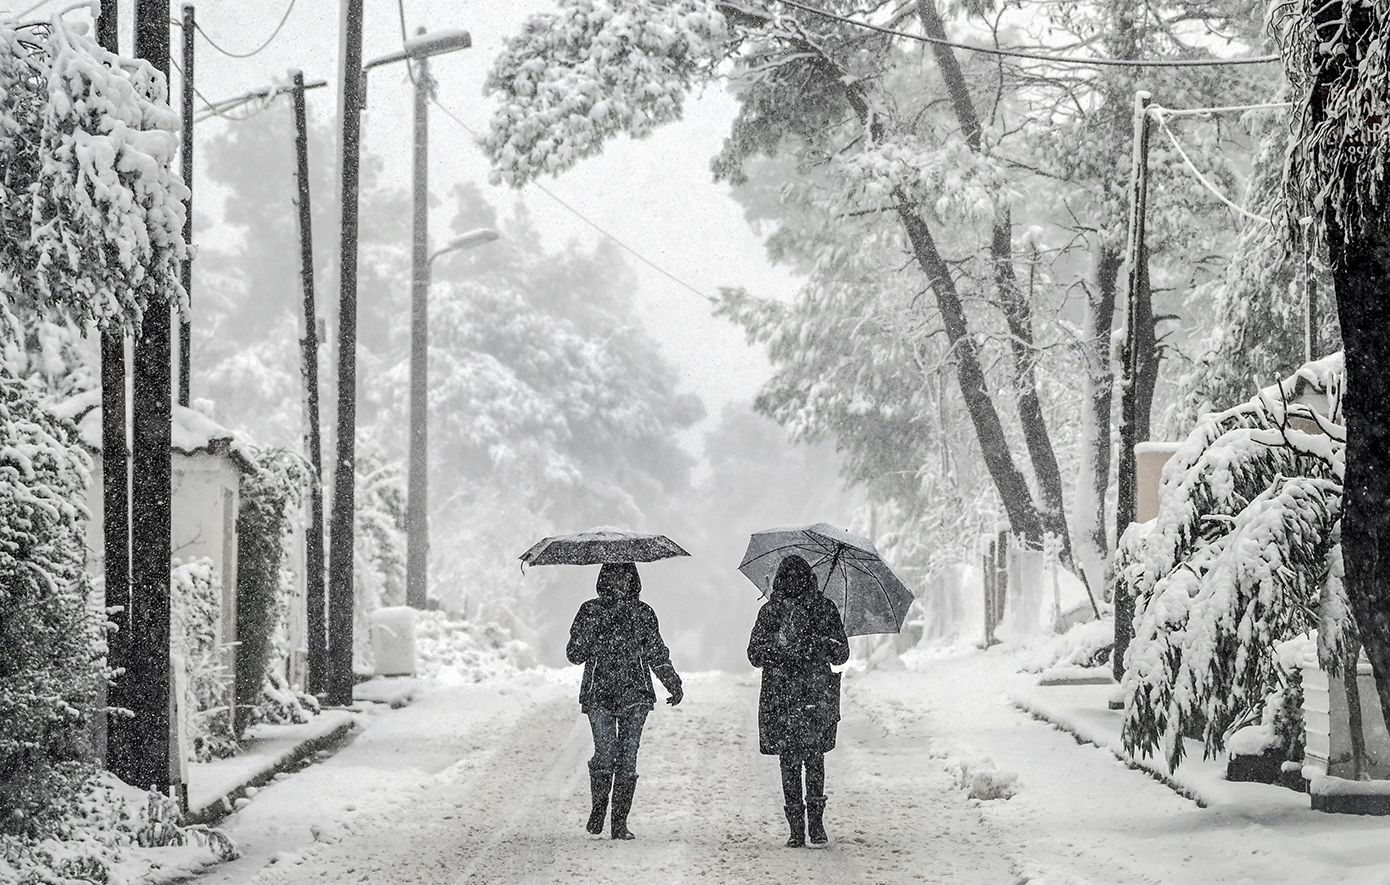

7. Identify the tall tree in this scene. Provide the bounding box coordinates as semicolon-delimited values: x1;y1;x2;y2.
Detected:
1273;0;1390;736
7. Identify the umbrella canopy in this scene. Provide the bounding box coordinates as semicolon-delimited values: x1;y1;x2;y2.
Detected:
519;528;690;567
738;523;915;637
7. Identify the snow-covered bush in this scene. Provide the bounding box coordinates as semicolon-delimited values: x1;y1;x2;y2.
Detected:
414;611;537;683
0;773;236;884
233;448;307;733
0;364;101;837
1121;354;1345;770
353;435;407;671
0;13;187;332
170;558;236;763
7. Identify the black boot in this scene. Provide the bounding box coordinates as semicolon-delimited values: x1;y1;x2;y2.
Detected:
784;802;806;848
610;772;639;840
586;763;613;837
805;796;827;847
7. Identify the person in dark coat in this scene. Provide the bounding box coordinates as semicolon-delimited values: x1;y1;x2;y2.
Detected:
747;554;850;848
566;561;682;840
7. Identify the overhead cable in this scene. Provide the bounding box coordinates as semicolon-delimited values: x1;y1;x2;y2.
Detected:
1149;108;1272;225
195;0;296;59
770;0;1281;68
430;97;716;304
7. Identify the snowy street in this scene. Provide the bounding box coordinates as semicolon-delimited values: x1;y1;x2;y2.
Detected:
193;646;1390;885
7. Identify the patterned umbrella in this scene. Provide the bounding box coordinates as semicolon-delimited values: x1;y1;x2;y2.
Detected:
519;528;690;567
738;523;915;636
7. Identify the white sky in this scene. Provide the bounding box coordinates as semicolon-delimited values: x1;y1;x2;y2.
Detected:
27;0;798;435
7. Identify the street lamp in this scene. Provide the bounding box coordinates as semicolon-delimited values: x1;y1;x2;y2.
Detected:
407;227;498;609
327;16;473;704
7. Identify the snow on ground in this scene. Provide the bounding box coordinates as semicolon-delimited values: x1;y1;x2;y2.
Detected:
190;638;1390;885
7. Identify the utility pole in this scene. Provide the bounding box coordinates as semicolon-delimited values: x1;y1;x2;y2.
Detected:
1113;90;1155;685
328;0;366;706
98;0;133;784
122;0;174;793
290;70;329;696
406;37;433;610
178;2;193;407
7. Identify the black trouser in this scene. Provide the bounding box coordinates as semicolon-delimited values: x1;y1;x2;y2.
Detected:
779;752;825;804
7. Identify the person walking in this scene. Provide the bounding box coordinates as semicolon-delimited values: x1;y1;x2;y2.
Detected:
747;554;849;848
566;561;683;840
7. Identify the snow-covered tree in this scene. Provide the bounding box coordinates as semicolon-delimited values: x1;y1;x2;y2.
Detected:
1120;354;1344;769
1270;0;1390;738
484;0;1271;609
0;362;101;837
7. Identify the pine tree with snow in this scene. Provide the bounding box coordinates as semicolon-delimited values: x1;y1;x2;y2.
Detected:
1120;355;1345;769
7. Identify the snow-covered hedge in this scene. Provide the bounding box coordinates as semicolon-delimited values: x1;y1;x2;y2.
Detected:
1120;354;1345;770
234;448;308;733
171;559;237;763
0;363;102;838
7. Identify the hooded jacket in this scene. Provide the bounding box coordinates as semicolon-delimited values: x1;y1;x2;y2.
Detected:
566;563;681;712
747;555;850;757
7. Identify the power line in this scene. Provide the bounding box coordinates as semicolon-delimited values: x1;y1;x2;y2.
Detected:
429;97;716;304
194;0;296;59
1150;108;1272;225
770;0;1281;68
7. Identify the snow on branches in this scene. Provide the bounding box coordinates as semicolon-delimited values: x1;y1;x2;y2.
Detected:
1271;0;1390;242
0;12;187;330
0;362;100;836
1120;353;1346;770
483;0;726;186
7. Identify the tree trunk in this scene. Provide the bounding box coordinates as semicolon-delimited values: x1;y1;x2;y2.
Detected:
895;195;1044;546
1080;245;1119;613
1331;223;1390;752
996;217;1073;560
916;0;1067;553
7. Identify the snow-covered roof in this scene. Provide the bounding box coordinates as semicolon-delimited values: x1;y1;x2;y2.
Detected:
52;389;255;473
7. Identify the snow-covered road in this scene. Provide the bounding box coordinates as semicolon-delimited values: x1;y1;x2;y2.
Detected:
202;669;1016;884
196;648;1390;885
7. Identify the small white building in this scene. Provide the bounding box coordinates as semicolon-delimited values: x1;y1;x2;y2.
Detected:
55;391;254;680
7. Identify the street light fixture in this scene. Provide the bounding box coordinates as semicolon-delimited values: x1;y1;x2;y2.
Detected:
327;15;473;704
407;226;498;609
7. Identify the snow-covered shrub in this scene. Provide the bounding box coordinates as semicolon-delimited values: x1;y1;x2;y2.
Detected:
1121;354;1345;770
233;448;306;734
353;435;407;671
0;13;187;332
0;363;102;838
414;611;538;683
171;558;236;763
0;773;236;884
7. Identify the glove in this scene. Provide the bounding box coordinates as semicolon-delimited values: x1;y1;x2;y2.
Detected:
666;685;683;706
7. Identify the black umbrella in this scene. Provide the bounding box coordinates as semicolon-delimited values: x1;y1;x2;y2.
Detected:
519;528;690;567
738;523;915;636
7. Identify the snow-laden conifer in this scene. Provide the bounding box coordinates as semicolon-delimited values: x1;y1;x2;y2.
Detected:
1120;354;1345;769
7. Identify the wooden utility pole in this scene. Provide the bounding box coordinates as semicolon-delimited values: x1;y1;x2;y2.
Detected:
178;2;193;407
328;0;366;706
290;70;329;696
119;0;174;793
1114;91;1155;684
97;0;134;784
406;40;433;611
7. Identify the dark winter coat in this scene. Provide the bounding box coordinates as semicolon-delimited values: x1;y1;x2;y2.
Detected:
747;581;850;757
567;595;681;713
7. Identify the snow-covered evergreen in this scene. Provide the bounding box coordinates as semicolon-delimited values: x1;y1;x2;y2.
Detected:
1121;354;1346;769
